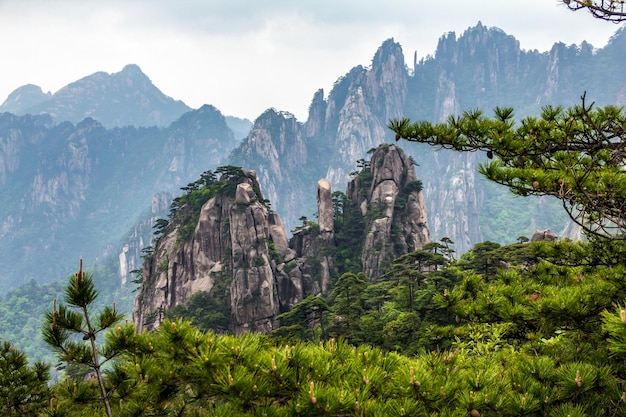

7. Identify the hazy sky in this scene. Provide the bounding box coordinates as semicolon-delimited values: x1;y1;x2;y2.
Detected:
0;1;622;121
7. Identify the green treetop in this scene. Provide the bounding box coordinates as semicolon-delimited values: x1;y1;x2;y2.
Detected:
42;260;124;417
389;96;626;240
0;340;50;416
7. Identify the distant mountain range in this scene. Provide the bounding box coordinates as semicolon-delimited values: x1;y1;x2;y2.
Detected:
0;104;241;292
1;22;625;294
0;64;191;128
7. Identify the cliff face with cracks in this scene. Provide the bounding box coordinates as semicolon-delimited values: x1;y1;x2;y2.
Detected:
133;143;429;333
348;145;430;279
230;25;626;255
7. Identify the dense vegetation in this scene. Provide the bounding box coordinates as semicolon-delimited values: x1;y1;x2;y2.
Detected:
5;8;626;411
0;261;134;369
7;236;626;416
5;98;626;413
153;166;258;246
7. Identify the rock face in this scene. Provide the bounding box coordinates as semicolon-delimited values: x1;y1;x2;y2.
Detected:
6;22;626;299
348;145;430;279
229;25;626;254
0;84;52;115
118;193;172;286
133;143;429;333
134;170;280;333
229;39;407;234
531;229;558;242
0;105;238;292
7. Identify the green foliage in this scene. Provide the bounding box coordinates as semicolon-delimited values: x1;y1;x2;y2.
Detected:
0;260;134;372
329;272;368;340
394;179;423;211
157;167;252;247
0;340;50;416
0;280;66;366
273;295;329;342
386;83;626;414
42;261;124;417
390;97;626;239
165;290;231;333
37;265;626;417
333;195;365;275
5;237;626;416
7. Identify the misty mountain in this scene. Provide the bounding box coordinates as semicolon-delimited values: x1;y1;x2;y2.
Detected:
230;23;626;254
0;84;52;114
0;104;238;293
1;22;625;295
0;64;191;128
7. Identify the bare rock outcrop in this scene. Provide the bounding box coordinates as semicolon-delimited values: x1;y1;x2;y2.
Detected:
133;143;430;333
134;170;282;333
531;229;558;242
348;144;430;279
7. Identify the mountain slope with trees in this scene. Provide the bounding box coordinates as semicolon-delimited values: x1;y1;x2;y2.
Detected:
6;4;626;416
133;144;430;334
0;104;238;292
1;23;624;296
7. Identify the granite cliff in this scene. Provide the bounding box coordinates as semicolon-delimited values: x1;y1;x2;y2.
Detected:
133;143;429;333
0;105;237;291
230;24;626;254
1;22;623;297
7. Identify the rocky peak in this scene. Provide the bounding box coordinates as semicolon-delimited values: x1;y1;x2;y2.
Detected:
230;108;310;231
3;65;191;128
322;40;409;192
0;84;51;114
347;144;430;279
133;168;285;333
134;144;430;334
370;38;408;121
119;63;145;78
303;89;326;138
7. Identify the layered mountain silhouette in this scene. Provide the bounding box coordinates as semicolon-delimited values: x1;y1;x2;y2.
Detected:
0;64;191;128
1;22;625;294
0;105;238;292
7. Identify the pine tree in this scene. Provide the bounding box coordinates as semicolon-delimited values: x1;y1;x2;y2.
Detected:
273;295;329;341
42;260;123;417
328;272;367;341
0;340;50;416
562;0;626;22
390;98;626;239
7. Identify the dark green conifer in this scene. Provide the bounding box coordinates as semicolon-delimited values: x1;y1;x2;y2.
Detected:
42;260;123;417
0;340;50;416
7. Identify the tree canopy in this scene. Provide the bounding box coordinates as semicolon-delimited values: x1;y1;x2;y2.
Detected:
389;95;626;240
0;340;50;416
42;260;124;417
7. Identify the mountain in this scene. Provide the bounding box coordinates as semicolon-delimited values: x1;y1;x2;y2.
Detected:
0;84;52;114
0;64;191;128
1;22;625;294
133;144;429;333
224;115;254;141
0;104;238;293
230;23;626;254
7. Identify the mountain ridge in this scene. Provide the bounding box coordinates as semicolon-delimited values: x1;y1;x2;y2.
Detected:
133;143;430;333
0;22;622;294
0;64;191;128
0;105;237;292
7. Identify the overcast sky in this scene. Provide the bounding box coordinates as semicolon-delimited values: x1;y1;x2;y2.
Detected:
0;1;622;121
